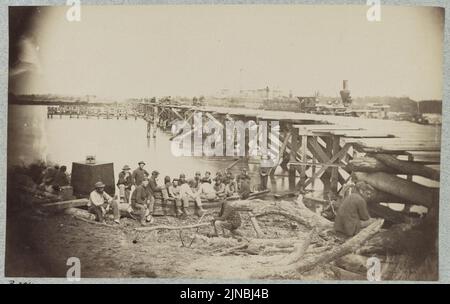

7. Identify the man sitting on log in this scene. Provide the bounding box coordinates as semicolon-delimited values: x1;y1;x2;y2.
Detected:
239;175;252;199
180;178;206;216
130;177;153;225
88;181;120;225
212;201;242;238
334;181;375;237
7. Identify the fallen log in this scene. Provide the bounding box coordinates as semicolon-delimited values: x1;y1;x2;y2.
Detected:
217;244;249;256
135;222;211;232
64;207;96;221
295;219;384;274
248;212;264;238
41;198;89;211
346;156;396;173
276;228;317;266
367;202;410;224
353;172;438;208
230;197;333;230
372;154;440;181
251;219;384;279
330;265;366;280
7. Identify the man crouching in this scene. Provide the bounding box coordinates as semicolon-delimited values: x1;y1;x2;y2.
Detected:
88;181;120;224
212;201;242;238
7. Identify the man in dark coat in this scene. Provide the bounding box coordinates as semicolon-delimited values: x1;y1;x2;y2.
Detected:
130;177;152;225
117;165;132;204
334;181;374;237
132;161;149;186
238;176;251;199
212;201;242;237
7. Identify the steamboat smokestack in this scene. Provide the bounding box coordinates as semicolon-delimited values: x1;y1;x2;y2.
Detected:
340;80;352;107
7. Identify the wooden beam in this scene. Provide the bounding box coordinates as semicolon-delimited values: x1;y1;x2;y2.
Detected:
330;136;340;193
303;143;352;188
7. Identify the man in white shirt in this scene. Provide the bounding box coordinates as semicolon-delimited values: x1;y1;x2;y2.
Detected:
198;180;217;201
88;181;120;224
179;179;206;216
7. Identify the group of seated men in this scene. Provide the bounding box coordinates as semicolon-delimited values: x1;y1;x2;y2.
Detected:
87;160;377;238
39;165;70;193
88;161;252;229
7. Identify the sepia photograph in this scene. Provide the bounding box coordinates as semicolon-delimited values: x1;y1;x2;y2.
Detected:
5;4;444;281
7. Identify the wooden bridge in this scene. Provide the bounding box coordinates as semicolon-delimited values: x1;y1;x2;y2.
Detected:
47;102;441;198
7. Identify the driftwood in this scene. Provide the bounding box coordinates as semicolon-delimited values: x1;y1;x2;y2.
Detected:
135;222;211;232
353;172;438;208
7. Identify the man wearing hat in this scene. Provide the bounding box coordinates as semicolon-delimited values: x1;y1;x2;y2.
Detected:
117;165;132;204
132;161;149;187
88;181;120;224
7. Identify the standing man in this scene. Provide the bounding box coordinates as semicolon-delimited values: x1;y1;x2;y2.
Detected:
130;177;153;225
334;181;374;237
88;181;120;224
117;165;132;204
132;161;149;187
259;166;269;191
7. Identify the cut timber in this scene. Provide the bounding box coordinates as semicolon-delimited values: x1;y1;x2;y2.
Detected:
346;157;395;173
347;154;440;181
294;219;384;274
373;154;440;181
353;172;438;208
135;222;211;232
41;198;89;211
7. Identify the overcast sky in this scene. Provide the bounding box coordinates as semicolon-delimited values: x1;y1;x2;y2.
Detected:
11;5;444;100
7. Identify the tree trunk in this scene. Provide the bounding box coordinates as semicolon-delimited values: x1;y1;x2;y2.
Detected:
353;172;438;208
372;154;440;181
